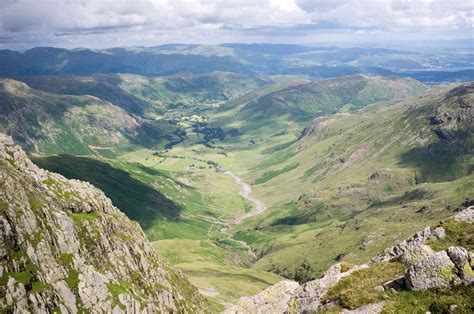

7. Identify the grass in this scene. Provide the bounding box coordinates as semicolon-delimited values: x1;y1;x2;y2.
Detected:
152;239;282;311
324;261;406;309
382;286;474;314
428;219;474;252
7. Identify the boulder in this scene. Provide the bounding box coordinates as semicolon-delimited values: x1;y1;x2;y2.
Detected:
446;246;474;285
399;244;434;265
405;251;459;291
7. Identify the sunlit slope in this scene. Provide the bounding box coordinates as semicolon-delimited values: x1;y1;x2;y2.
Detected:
232;83;473;281
217;75;427;136
0;78;184;156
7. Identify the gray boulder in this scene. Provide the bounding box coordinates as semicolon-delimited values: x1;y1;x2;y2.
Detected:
446;246;474;285
405;251;459;290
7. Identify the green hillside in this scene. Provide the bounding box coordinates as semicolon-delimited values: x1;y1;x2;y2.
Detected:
2;73;472;309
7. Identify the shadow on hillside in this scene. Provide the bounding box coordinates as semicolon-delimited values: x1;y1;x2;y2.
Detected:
398;129;472;183
32;155;182;231
368;188;430;209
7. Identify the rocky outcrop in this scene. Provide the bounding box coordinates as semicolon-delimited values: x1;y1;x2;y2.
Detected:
292;263;368;313
405;251;457;290
454;206;474;223
0;133;206;313
224;280;300;314
225;263;368;314
405;245;474;291
226;206;474;313
371;226;445;263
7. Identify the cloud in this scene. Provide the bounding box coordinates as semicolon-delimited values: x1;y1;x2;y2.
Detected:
0;0;471;49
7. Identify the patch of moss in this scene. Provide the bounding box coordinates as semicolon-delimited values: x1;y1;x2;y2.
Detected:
58;253;74;267
28;196;42;210
107;281;130;310
70;211;99;223
64;269;80;291
43;177;56;187
30;280;53;294
437;265;455;283
287;297;299;314
463;262;474;276
340;262;353;273
0;202;7;214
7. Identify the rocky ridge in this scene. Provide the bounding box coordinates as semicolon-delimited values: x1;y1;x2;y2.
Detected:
226;206;474;313
0;133;206;312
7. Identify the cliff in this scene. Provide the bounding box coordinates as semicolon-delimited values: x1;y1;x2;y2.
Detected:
0;133;206;312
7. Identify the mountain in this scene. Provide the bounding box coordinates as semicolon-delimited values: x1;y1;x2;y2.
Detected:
243;74;425;117
219;75;427;133
227;206;474;313
0;44;472;83
0;78;179;156
0;133;206;312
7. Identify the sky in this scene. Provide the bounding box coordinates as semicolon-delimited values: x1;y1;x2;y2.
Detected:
0;0;472;50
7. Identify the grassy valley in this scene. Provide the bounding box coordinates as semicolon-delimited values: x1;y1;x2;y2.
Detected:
1;63;472;310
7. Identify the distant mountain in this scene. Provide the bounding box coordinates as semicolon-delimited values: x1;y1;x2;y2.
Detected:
225;75;427;130
0;44;472;82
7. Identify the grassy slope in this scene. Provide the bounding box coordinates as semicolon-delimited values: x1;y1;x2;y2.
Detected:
226;84;473;281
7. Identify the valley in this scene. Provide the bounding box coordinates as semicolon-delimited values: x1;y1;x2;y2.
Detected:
0;44;472;312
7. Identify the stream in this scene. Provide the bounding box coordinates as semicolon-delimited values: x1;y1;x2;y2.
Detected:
214;166;268;260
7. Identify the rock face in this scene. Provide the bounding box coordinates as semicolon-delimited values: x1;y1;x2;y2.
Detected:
292;263;368;313
0;134;206;313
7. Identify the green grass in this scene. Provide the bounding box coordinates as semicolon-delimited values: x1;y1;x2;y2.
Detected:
253;163;299;185
428;219;474;252
324;261;406;309
382;286;474;314
70;211;99;223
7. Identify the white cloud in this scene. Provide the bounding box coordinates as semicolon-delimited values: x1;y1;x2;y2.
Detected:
0;0;471;49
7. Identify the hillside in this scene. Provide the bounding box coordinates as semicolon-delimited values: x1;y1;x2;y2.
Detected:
236;75;426;125
227;83;473;282
0;133;206;312
0;78;179;156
